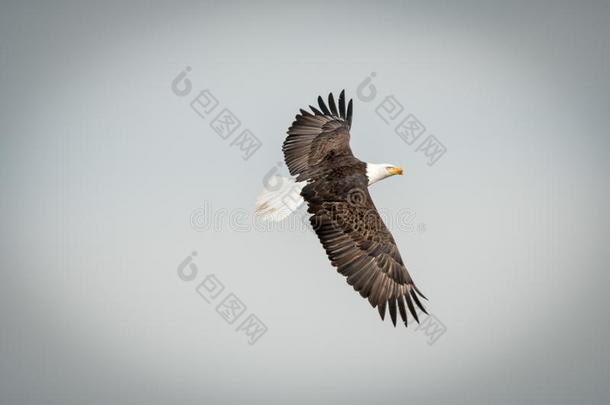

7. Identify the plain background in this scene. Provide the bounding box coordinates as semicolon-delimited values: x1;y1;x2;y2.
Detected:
1;0;609;404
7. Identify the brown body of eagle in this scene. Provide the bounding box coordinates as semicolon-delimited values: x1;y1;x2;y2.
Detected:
281;91;428;327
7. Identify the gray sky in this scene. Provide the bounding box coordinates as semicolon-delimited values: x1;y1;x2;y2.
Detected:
1;1;609;404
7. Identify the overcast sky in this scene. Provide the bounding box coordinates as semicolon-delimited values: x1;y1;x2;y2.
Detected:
1;1;609;404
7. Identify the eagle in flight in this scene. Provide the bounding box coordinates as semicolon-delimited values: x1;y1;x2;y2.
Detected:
256;91;428;327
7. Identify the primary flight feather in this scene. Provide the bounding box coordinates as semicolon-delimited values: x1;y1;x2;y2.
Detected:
257;91;428;327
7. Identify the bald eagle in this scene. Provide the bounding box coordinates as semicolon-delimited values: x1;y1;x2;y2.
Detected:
256;91;428;327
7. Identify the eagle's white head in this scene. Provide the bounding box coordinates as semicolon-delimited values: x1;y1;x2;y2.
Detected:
366;163;404;186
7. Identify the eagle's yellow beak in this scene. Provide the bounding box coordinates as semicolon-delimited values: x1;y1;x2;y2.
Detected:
388;166;404;176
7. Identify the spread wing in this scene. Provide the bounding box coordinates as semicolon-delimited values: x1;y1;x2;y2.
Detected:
282;92;428;327
282;91;354;182
303;178;428;327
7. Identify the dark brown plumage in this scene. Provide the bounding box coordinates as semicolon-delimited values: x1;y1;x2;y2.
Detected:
282;91;428;327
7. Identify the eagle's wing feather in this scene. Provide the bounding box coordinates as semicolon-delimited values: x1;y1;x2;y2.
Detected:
303;176;427;327
283;90;353;182
282;91;427;327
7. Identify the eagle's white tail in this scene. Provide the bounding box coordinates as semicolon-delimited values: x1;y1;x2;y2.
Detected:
255;175;305;221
